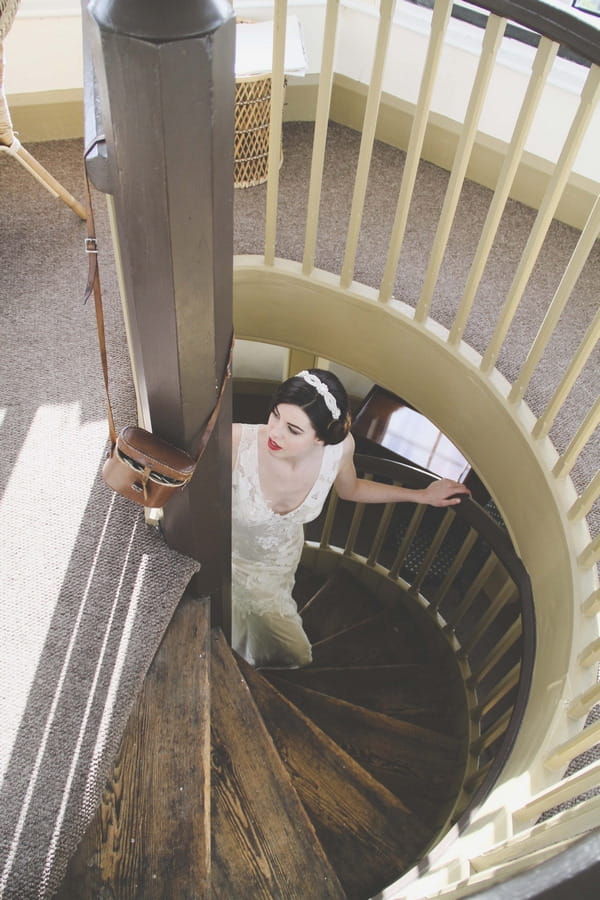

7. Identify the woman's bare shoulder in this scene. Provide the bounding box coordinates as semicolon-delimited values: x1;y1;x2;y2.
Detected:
340;432;355;457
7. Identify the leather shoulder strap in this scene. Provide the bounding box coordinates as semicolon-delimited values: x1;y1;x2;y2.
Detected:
83;142;117;445
83;142;233;464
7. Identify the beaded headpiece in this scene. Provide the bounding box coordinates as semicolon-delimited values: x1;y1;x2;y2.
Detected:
296;371;341;421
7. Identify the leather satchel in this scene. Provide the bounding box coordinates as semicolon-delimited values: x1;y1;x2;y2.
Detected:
102;426;198;507
84;142;232;508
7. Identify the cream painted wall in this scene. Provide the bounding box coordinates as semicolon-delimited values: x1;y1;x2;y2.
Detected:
3;1;82;95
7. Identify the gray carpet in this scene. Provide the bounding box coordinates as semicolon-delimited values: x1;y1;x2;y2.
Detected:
0;140;199;898
0;123;598;897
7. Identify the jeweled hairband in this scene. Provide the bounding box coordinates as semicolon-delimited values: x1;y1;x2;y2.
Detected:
296;371;341;421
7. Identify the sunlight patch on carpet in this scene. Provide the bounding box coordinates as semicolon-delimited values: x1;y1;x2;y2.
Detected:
0;402;107;782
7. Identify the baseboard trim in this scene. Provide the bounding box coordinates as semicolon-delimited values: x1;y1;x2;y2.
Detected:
7;78;596;229
6;89;84;143
285;75;597;231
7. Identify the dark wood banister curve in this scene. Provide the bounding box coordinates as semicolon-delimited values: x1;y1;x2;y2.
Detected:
460;0;600;66
335;454;536;883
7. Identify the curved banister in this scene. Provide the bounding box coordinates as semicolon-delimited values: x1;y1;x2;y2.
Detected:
305;451;535;836
354;454;530;586
232;0;599;893
472;0;600;66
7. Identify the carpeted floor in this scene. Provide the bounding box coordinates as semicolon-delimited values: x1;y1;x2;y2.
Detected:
0;123;598;897
0;140;199;899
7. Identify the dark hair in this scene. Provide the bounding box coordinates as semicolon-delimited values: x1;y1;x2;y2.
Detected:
269;368;352;445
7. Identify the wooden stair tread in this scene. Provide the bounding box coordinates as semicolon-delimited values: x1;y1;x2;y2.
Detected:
210;630;345;900
56;595;212;898
300;568;384;643
266;663;462;730
267;678;467;820
238;655;432;899
264;677;466;830
292;565;327;611
311;606;429;667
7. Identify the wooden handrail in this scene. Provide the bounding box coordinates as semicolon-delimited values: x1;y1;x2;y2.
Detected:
312;451;536;834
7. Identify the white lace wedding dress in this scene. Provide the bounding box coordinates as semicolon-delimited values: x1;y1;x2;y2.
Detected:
232;423;345;667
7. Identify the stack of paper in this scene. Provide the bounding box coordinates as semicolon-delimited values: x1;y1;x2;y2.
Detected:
235;15;308;78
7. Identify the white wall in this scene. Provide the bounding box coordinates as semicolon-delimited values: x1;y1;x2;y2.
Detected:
4;0;599;182
3;1;83;95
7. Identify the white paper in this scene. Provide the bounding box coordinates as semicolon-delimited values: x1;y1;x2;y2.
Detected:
235;16;307;78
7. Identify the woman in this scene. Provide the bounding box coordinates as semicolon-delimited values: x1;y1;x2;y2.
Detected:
232;369;470;668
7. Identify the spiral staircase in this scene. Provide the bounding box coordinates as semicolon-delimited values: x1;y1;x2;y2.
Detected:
58;420;531;897
55;0;599;897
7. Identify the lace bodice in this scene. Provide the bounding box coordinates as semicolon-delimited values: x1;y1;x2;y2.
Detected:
231;423;344;618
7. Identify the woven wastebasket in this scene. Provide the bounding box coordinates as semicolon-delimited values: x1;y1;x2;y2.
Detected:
234;72;284;188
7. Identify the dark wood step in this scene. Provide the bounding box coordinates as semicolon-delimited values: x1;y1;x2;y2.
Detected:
300;567;384;644
238;655;432;899
266;663;463;732
292;564;327;612
56;595;212;899
210;630;345;900
310;606;429;668
267;678;466;826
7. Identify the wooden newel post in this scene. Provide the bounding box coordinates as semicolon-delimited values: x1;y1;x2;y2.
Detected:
84;0;235;634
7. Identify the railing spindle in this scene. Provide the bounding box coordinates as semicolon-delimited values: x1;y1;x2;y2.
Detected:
431;528;479;612
513;759;600;824
450;37;558;345
510;192;600;403
481;64;600;374
388;503;427;580
463;578;516;654
474;662;520;718
415;14;507;322
378;0;453;302
552;397;600;478
578;535;600;568
533;306;600;440
264;0;288;266
447;553;499;629
340;0;395;289
472;706;512;754
302;0;341;275
582;588;600;616
469;618;522;682
367;501;396;567
568;682;600;719
408;508;455;595
545;718;600;771
568;471;600;521
579;636;600;668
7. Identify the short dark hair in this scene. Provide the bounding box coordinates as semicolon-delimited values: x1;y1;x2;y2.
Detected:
269;368;351;445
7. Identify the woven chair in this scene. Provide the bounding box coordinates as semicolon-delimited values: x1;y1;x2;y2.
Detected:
0;0;86;219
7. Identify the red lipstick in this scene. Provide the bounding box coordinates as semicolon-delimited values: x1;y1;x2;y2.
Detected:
268;437;282;451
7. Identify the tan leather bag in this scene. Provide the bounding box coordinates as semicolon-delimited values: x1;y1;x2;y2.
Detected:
84;144;232;508
102;426;198;508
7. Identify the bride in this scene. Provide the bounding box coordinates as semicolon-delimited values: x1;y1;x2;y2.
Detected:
231;369;470;668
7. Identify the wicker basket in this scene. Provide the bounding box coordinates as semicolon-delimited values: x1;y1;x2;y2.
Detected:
234;73;284;188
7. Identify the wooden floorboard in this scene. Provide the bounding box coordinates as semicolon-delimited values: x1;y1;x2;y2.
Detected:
56;593;211;899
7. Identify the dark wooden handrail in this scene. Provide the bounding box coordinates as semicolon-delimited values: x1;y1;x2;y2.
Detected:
463;0;600;66
347;452;536;885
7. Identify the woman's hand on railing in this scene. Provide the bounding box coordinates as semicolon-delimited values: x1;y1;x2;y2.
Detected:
419;478;471;508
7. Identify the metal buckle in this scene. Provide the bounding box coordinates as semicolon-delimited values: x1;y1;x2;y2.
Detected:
85;237;98;254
